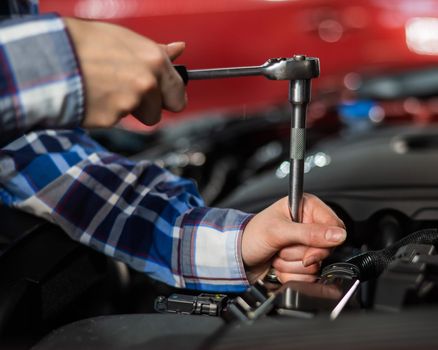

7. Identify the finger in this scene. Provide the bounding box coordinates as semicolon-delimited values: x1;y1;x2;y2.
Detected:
302;193;345;228
162;42;186;61
278;246;331;265
132;86;162;126
278;245;308;261
302;247;332;267
131;41;185;113
276;271;318;283
272;258;320;275
157;42;187;111
159;55;187;112
271;222;347;250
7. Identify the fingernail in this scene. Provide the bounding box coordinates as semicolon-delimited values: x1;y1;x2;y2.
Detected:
168;41;185;48
325;228;346;242
303;256;318;267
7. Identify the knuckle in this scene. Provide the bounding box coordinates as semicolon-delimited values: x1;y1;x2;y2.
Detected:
116;94;138;113
303;193;319;208
308;248;328;261
304;193;317;201
306;264;320;274
134;75;157;93
278;250;289;260
271;258;282;271
91;113;118;128
145;47;167;68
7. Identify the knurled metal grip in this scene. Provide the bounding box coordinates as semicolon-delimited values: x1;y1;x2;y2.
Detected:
287;55;314;225
290;128;306;160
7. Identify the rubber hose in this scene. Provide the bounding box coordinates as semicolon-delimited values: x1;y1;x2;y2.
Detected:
346;228;438;281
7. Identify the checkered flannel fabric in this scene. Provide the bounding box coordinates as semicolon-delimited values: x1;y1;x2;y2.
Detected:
0;13;84;144
0;129;251;291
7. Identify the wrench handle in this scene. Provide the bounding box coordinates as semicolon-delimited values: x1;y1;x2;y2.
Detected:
173;65;189;85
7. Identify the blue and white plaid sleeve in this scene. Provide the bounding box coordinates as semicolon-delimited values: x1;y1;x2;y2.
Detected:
0;129;251;292
0;13;84;141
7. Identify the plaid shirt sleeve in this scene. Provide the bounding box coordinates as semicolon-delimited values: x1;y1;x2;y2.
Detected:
0;129;251;292
0;13;84;142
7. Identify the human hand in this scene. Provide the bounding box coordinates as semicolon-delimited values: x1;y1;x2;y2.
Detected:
241;194;346;284
64;18;186;128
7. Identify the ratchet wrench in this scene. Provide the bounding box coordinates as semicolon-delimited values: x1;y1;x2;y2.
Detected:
174;56;320;223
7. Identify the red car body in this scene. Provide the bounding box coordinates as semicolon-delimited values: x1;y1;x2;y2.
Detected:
40;0;438;127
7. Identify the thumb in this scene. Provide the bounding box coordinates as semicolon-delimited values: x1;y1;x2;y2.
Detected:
162;41;186;61
272;222;347;250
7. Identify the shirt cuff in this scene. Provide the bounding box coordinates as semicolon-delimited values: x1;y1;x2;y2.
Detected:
174;207;254;292
0;13;84;137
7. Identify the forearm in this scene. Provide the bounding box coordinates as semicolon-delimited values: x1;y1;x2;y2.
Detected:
0;129;250;291
0;14;84;141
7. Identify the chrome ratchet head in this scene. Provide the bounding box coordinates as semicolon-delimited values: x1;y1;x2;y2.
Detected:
262;55;320;81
